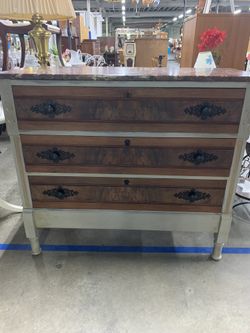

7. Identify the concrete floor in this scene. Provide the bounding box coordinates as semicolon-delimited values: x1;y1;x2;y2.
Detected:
1;122;250;332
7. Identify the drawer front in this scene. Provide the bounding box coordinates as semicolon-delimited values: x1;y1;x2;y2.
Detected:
21;136;235;177
29;177;226;212
14;87;245;133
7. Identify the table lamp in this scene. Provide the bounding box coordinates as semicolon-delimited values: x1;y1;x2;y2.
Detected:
0;0;76;67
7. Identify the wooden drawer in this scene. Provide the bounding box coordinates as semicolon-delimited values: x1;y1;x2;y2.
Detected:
29;176;226;213
14;87;245;133
21;136;235;177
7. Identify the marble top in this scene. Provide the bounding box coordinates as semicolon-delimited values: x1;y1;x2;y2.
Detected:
0;66;249;82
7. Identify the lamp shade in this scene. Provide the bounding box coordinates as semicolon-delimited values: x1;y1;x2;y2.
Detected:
0;0;76;21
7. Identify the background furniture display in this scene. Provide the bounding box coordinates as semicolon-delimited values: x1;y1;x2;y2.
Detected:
181;13;250;70
0;21;65;71
203;0;235;13
79;40;100;55
98;37;116;53
0;0;75;68
103;52;117;66
135;38;168;67
0;67;249;260
61;36;80;52
124;42;136;67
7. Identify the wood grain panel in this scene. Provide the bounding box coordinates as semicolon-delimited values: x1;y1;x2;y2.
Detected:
15;90;244;133
29;176;226;212
22;136;235;176
135;38;168;67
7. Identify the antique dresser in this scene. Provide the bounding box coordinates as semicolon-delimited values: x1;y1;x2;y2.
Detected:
0;67;249;260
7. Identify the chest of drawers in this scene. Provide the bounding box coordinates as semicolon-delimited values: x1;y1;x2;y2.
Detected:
1;67;249;260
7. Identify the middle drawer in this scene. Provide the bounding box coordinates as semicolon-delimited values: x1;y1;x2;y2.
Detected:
21;136;235;177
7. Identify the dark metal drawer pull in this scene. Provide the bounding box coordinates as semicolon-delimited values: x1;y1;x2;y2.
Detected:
124;139;131;147
31;101;71;118
179;150;218;165
184;102;226;120
124;179;130;186
43;186;78;200
37;147;75;163
175;188;211;203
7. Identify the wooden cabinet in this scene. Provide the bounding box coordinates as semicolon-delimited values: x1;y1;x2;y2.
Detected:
61;36;80;52
135;38;168;67
1;67;249;260
181;13;250;70
79;40;100;55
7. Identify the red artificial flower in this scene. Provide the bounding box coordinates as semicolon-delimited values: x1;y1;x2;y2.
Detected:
198;27;227;52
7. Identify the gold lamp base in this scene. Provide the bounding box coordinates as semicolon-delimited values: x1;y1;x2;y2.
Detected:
29;13;51;68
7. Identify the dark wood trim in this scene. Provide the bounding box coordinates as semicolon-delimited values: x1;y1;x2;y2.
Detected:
13;86;246;99
32;201;222;213
29;176;226;188
18;121;240;133
21;135;236;148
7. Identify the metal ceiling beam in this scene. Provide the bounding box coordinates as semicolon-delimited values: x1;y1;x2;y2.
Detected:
72;0;250;29
72;0;198;10
72;0;250;10
102;11;184;17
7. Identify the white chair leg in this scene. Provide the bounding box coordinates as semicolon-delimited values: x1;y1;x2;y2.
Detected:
0;198;23;213
230;0;235;12
203;0;212;13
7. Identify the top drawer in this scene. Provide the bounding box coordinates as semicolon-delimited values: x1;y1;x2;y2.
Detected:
13;87;245;133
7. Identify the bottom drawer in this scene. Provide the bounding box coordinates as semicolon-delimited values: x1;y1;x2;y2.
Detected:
29;177;226;213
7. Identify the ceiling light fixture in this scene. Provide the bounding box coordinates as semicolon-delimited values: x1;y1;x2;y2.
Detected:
122;5;125;10
173;17;177;22
178;14;183;19
186;9;192;14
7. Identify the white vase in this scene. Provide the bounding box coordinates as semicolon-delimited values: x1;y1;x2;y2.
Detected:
194;51;216;69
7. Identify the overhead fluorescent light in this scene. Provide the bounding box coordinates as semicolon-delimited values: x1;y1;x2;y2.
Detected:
234;9;242;14
121;0;125;3
122;16;126;21
186;9;192;14
173;17;177;22
122;5;125;11
178;14;183;19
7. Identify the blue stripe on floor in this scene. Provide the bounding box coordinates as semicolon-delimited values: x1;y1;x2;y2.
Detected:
1;243;250;254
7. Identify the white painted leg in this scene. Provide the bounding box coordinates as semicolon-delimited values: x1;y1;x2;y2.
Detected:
23;210;41;255
211;242;224;261
0;198;23;213
29;237;41;256
211;214;232;261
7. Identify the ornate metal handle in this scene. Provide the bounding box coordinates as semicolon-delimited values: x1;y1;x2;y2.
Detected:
175;188;211;203
31;101;71;118
179;150;218;165
43;186;78;200
124;179;130;186
124;139;131;147
37;147;75;164
184;102;226;120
